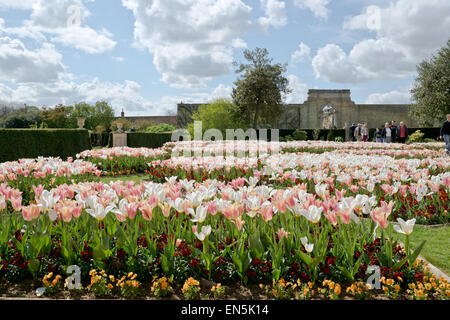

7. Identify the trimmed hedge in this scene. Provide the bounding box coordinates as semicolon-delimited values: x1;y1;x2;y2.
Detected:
90;132;110;147
0;129;91;162
127;132;173;148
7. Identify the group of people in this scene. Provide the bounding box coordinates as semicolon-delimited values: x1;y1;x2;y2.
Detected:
349;121;408;143
347;115;450;155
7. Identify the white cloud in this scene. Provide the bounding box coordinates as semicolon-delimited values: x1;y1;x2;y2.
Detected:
258;0;288;31
291;42;311;63
314;0;450;83
50;26;116;54
0;0;116;54
0;78;158;115
365;90;411;104
312;44;365;83
122;0;252;89
0;37;65;83
293;0;331;20
231;38;247;49
284;74;308;103
0;0;35;9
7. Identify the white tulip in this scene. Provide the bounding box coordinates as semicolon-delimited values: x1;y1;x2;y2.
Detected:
188;205;208;223
393;218;416;235
300;236;314;253
86;203;114;221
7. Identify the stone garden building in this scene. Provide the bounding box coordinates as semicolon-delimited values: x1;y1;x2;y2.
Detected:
176;89;418;129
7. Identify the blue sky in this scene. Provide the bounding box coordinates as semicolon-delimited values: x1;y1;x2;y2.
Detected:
0;0;448;116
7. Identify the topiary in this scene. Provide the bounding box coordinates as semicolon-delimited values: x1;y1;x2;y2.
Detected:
292;130;308;141
327;129;335;141
407;130;425;143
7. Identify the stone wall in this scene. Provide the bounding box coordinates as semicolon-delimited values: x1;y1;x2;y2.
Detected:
177;89;419;129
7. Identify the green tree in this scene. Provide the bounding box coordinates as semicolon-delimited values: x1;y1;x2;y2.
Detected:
41;104;76;128
410;40;450;126
69;101;115;130
0;106;42;128
186;99;246;137
231;47;291;129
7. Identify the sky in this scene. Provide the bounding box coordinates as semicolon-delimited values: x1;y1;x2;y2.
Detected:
0;0;448;116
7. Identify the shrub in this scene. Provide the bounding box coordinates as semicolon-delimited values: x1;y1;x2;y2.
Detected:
313;129;320;140
326;130;335;141
0;129;91;162
292;130;308;141
335;136;344;142
146;123;176;133
407;130;425;143
423;138;435;143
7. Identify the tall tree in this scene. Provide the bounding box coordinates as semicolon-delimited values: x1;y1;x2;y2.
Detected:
410;40;450;126
231;48;291;129
69;101;115;130
41;104;76;128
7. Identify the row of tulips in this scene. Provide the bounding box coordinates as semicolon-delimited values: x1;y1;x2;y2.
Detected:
77;147;168;175
146;152;449;224
0;177;441;297
0;157;101;204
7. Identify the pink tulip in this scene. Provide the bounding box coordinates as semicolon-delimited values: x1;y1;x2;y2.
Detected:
276;228;290;240
139;202;154;221
260;204;274;222
22;204;40;221
33;184;45;202
127;202;138;220
335;189;346;200
324;210;338;226
159;202;171;218
370;207;390;229
234;217;245;231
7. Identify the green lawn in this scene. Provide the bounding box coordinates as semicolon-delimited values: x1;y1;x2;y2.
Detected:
364;219;450;275
386;224;450;275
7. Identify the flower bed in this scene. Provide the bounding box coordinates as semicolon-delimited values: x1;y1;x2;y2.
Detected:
0;141;448;300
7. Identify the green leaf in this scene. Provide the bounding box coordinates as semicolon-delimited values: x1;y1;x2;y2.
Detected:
249;232;264;258
297;250;313;268
409;240;426;265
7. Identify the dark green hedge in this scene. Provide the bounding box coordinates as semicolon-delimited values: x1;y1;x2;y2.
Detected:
127;132;173;148
90;132;110;147
0;129;91;162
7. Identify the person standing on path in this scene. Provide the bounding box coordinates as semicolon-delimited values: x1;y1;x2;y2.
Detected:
374;128;382;143
349;123;356;142
362;123;369;142
382;122;392;143
397;122;408;143
440;114;450;155
354;123;363;142
390;120;398;143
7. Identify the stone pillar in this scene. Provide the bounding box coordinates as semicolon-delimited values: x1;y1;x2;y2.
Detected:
344;122;349;141
112;133;127;147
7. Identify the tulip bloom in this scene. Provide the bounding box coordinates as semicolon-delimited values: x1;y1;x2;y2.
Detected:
301;237;314;253
393;218;416;235
22;204;40;221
